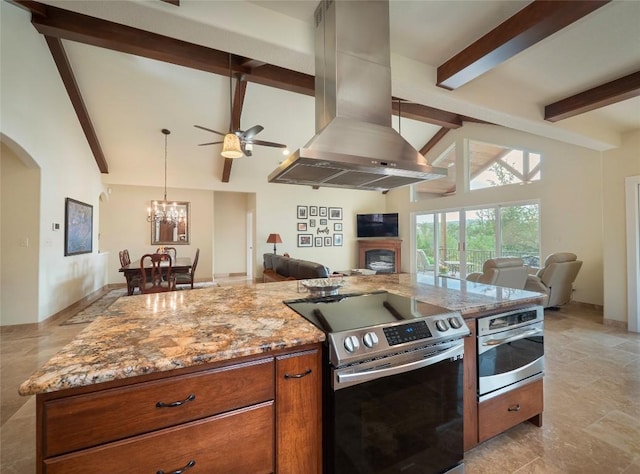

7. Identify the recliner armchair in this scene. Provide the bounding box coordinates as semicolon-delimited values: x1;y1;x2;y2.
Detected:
524;252;582;307
466;257;528;290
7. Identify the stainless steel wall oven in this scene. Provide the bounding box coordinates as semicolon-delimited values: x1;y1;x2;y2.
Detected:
477;306;544;401
285;291;469;474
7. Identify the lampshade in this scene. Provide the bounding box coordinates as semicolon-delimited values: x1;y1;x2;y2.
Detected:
266;233;282;244
221;133;243;158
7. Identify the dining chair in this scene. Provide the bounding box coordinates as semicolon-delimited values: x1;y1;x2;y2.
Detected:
156;246;177;262
140;253;174;293
119;249;140;295
175;248;200;289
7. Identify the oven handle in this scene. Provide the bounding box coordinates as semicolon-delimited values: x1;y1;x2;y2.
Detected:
481;327;543;347
335;343;463;388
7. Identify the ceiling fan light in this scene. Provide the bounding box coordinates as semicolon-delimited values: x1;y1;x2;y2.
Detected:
282;148;290;156
221;133;243;158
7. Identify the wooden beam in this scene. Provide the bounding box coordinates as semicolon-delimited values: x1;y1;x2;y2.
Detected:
45;36;109;173
393;101;463;129
222;74;248;183
160;0;180;6
419;128;451;156
29;2;463;126
545;70;640;122
437;0;610;90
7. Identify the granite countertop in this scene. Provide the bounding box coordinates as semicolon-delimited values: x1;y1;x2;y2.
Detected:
20;274;544;396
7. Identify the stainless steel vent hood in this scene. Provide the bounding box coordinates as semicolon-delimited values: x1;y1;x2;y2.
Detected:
268;0;447;191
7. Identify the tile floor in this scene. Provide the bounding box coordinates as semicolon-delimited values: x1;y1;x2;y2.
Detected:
1;284;639;473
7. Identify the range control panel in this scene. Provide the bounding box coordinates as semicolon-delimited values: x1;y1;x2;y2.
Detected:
328;314;469;367
383;321;432;346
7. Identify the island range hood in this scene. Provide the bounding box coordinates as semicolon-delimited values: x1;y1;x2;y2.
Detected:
268;0;447;192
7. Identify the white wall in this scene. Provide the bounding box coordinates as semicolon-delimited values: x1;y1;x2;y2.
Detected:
100;184;215;284
214;191;249;276
1;3;107;324
389;123;604;306
602;130;640;323
0;143;40;325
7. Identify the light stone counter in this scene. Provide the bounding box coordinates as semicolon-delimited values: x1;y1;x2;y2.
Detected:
20;274;544;396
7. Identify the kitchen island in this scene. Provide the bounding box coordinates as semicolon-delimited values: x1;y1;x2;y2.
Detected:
21;274;545;473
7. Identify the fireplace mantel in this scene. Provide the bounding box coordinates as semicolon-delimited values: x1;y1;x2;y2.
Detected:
358;239;402;274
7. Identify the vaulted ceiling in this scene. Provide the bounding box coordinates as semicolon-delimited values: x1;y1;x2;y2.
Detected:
7;0;640;188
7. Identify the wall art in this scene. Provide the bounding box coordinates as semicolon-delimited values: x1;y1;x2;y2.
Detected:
64;198;93;256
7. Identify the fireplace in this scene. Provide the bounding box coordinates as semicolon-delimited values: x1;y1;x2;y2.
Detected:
358;239;402;274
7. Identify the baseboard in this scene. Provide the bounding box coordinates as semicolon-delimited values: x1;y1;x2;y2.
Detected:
568;301;604;313
603;318;628;330
213;272;248;278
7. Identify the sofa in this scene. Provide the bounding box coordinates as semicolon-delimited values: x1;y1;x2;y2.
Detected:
262;253;330;283
465;257;529;290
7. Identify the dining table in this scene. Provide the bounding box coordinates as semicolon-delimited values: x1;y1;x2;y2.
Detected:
119;256;192;295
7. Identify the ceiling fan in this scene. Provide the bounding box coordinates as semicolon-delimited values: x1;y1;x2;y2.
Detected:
195;54;287;158
194;123;287;157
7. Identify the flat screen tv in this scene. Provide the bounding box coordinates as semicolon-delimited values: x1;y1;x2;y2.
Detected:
357;213;399;238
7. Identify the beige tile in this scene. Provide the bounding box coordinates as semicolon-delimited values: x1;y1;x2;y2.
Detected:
585;410;640;457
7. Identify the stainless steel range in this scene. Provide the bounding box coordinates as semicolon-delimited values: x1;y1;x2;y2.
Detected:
285;290;470;474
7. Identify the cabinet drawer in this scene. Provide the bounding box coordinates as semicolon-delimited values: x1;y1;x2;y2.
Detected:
44;358;274;457
44;401;274;474
478;378;543;442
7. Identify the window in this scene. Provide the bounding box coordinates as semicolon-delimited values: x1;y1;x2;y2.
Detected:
469;140;541;190
414;202;540;278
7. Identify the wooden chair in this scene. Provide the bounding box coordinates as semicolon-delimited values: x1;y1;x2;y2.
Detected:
119;249;140;295
156;246;177;262
175;248;200;289
140;253;174;293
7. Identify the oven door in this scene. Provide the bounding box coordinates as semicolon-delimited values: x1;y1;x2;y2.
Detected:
325;343;465;474
477;321;544;397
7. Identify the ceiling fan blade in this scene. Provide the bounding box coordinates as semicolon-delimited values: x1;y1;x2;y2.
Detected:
243;124;264;139
250;139;287;148
198;141;223;146
194;125;227;136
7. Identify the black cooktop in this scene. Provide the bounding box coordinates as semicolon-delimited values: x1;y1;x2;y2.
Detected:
284;290;453;333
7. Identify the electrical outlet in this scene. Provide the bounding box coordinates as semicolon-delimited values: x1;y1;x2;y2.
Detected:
52;223;60;231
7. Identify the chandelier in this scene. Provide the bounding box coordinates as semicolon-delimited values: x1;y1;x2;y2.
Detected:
146;129;186;226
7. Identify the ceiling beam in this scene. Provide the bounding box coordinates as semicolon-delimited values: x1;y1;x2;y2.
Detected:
545;70;640;122
419;128;451;156
45;36;109;173
28;2;463;127
436;0;610;90
392;101;463;129
222;74;248;183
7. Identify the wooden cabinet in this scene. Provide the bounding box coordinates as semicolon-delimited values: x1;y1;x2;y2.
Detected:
478;378;543;443
37;345;321;474
276;349;322;474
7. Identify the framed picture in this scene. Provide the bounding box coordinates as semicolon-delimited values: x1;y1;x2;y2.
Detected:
334;222;343;231
64;197;93;256
333;233;343;246
319;207;327;217
329;207;342;220
310;219;316;228
324;236;333;247
297;205;307;219
298;234;313;247
319;219;328;226
310;206;318;216
298;222;308;231
314;237;323;247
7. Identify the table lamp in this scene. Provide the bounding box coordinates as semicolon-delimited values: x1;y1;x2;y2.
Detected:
266;233;282;254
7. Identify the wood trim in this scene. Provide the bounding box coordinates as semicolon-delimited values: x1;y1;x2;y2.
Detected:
44;36;109;173
437;0;610;90
545;70;640;122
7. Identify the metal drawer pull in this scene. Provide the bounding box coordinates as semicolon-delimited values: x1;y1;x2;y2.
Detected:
157;459;195;474
284;369;312;379
155;393;196;408
508;404;521;412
